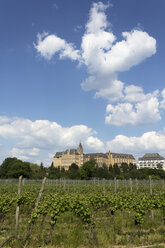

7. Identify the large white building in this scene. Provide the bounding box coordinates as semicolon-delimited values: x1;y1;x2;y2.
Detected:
137;153;165;170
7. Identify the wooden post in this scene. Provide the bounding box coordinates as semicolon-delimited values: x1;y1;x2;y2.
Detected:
36;177;47;208
149;176;152;196
15;175;23;231
135;178;138;191
63;179;66;191
129;178;132;193
124;179;127;192
74;181;76;194
114;177;117;194
162;179;165;189
103;178;106;195
109;180;111;190
116;179;119;191
149;176;154;220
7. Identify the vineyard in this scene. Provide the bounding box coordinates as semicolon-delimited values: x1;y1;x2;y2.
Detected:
0;178;165;248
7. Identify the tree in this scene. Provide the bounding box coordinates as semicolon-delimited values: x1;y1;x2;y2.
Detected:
79;159;96;180
120;163;129;173
48;164;61;179
113;163;120;175
68;163;80;179
0;157;32;178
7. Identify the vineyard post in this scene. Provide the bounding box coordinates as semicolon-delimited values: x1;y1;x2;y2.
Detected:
109;180;111;191
114;177;117;194
36;177;47;208
149;176;152;196
63;179;66;191
124;179;127;192
129;178;132;193
23;177;47;247
15;175;23;231
67;182;69;193
117;179;119;191
162;179;165;189
135;178;138;191
74;181;76;193
103;178;106;195
149;176;154;220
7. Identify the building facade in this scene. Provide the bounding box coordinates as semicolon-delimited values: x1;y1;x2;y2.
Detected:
53;143;135;169
53;143;84;170
137;153;165;170
108;152;136;166
84;153;108;167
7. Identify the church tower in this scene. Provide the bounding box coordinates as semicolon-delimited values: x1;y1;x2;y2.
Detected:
77;142;83;154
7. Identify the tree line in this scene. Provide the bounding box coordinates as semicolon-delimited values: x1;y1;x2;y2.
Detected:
0;157;165;180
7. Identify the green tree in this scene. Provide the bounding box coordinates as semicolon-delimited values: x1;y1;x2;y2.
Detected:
79;159;96;180
0;157;32;178
48;164;61;179
68;163;80;179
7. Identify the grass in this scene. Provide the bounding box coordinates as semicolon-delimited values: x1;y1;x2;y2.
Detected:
1;209;165;248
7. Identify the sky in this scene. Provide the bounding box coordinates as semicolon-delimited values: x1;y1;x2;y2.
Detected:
0;0;165;166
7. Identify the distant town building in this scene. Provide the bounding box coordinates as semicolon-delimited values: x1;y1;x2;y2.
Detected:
137;153;165;170
109;152;136;166
53;143;135;169
84;152;136;167
84;153;108;167
53;143;84;170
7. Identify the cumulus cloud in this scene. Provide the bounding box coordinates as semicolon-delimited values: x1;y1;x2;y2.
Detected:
34;2;156;103
34;32;80;60
0;116;11;125
105;97;161;126
0;116;104;165
124;85;159;102
0;117;94;148
9;147;40;161
33;2;163;127
107;130;165;156
160;88;165;109
85;136;105;152
1;116;165;164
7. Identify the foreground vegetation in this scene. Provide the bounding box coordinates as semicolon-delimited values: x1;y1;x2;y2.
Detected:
0;179;165;248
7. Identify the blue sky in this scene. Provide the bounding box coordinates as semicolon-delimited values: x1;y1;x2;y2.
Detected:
0;0;165;166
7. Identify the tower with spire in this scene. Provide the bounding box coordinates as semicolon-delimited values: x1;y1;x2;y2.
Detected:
77;142;83;155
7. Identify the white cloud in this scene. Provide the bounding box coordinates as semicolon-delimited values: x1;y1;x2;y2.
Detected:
74;25;82;32
107;130;165;156
80;2;156;101
85;136;105;152
9;147;40;161
34;32;80;61
104;30;156;73
105;97;161;126
160;88;165;109
33;2;162;127
0;117;94;148
34;2;156;102
0;116;105;165
1;115;165;164
124;85;159;102
0;116;11;125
